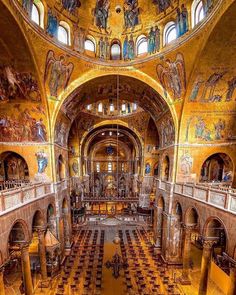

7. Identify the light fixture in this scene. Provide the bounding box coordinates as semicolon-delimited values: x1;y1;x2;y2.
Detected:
109;131;112;136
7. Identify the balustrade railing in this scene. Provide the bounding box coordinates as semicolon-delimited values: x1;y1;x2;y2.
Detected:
0;179;30;191
0;182;53;214
156;178;236;214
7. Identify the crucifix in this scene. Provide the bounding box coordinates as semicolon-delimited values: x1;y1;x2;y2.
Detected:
105;252;128;279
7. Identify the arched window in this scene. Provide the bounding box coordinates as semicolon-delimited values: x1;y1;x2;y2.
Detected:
58;21;71;45
136;35;148;55
31;4;39;25
111;43;121;60
30;1;44;28
84;37;96;52
192;0;205;27
163;21;177;45
98;103;103;112
108;162;112;172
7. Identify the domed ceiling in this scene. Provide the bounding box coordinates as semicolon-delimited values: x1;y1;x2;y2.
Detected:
52;0;177;38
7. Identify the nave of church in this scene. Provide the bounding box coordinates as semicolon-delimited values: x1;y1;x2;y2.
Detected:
1;0;236;294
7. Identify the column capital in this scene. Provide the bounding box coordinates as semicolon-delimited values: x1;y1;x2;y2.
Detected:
182;223;197;232
34;226;46;234
202;237;218;249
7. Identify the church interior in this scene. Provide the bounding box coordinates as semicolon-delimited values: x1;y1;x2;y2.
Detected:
0;0;236;294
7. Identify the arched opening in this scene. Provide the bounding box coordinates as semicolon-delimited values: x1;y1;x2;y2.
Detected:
154;162;159;176
204;218;228;274
162;155;170;181
0;152;29;183
58;21;71;45
192;0;205;28
30;1;44;28
30;210;46;282
136;34;148;56
47;204;56;235
200;153;233;184
163;21;177;45
204;218;227;252
84;36;96;56
5;221;31;294
110;40;121;60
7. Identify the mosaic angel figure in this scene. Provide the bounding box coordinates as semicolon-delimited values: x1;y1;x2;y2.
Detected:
44;50;74;98
156;53;186;99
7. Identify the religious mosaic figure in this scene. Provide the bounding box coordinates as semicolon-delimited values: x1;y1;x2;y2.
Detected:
0;65;41;102
189;76;204;102
200;72;226;102
177;5;189;37
148;27;156;54
145;163;151;175
195;117;206;139
226;77;236;101
94;0;110;30
214;119;225;140
22;0;33;15
74;26;85;53
123;35;129;60
156;53;186;99
180;151;193;175
155;26;161;52
35;151;48;173
153;0;172;13
72;161;79;174
36;118;47;142
44;50;74;98
62;0;81;14
181;5;189;35
203;0;213;15
98;37;106;59
46;9;59;38
124;0;140;30
104;37;110;59
128;35;135;60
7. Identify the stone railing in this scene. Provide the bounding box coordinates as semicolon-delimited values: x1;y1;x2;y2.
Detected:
0;182;53;214
156;179;236;214
0;179;30;191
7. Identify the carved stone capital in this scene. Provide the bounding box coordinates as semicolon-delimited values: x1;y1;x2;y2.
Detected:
182;223;197;232
202;238;218;250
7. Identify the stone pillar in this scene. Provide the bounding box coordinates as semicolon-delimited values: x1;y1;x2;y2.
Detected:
63;208;71;249
198;239;217;295
228;266;236;295
180;225;195;285
37;228;48;283
21;244;33;295
0;267;5;295
155;206;163;251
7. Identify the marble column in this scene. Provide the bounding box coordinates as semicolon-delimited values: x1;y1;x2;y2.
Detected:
0;267;5;295
63;208;71;249
155;206;163;250
180;224;195;285
198;239;217;295
37;228;48;282
228;266;236;295
21;243;33;295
